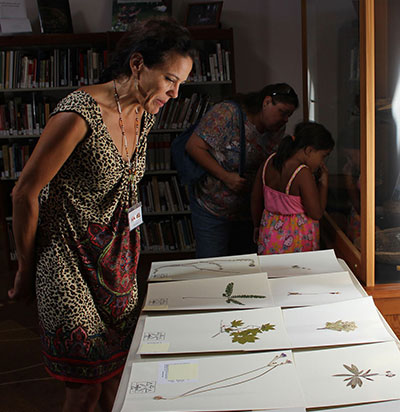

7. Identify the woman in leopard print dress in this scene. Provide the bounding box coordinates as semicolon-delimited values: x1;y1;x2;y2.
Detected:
9;17;193;412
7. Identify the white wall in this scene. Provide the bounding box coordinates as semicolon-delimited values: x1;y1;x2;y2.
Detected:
25;0;303;132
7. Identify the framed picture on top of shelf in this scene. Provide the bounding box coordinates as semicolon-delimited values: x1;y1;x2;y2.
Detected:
185;1;223;29
111;0;172;32
37;0;73;33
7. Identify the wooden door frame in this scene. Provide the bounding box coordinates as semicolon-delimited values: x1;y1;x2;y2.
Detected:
301;0;375;286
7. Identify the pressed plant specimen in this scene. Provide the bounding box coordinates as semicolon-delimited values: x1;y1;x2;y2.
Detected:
152;257;257;277
222;282;266;305
317;320;357;332
333;364;395;388
153;352;292;400
182;281;267;306
212;319;276;344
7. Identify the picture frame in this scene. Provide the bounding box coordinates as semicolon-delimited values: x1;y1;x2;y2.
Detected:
185;1;223;29
37;0;73;34
111;0;172;32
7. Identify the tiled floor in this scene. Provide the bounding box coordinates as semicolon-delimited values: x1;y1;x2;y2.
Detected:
0;269;65;412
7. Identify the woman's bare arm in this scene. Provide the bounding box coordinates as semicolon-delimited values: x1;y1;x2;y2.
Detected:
185;132;247;192
9;112;88;301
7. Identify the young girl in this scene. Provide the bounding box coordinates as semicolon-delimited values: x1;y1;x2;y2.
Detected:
251;121;335;254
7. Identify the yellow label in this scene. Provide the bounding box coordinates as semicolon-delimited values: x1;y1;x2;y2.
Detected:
168;363;198;381
139;343;170;353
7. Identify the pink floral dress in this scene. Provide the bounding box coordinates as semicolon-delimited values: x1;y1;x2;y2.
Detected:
257;154;319;254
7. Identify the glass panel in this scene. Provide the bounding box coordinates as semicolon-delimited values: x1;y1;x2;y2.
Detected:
374;0;400;283
306;0;360;244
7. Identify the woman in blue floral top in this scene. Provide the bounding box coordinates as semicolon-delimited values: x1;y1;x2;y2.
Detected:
186;83;299;258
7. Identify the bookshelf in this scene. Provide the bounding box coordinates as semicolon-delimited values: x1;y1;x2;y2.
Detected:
0;28;235;267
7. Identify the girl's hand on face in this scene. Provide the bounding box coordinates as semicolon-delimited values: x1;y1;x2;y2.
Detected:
319;163;329;186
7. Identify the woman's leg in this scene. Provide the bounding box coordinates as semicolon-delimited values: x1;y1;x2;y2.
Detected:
190;195;230;258
99;373;122;412
63;381;102;412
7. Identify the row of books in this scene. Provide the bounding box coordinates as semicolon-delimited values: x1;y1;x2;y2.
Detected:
139;175;191;213
188;44;231;82
0;43;231;90
0;47;107;89
0;98;55;136
1;141;35;179
140;216;195;252
153;93;211;130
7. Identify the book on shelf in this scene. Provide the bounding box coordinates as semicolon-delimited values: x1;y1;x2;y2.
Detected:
146;134;156;171
182;93;198;129
170;175;184;211
216;43;224;81
164;180;177;212
176;97;191;129
158;181;168;212
5;217;17;261
151;176;161;212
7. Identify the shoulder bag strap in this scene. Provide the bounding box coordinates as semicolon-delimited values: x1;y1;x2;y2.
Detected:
227;100;246;177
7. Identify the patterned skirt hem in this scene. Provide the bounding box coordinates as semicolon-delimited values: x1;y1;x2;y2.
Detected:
44;363;125;384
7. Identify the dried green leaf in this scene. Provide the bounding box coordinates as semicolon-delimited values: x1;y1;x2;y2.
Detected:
261;323;276;331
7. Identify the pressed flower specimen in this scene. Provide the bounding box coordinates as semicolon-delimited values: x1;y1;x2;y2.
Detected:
154;352;292;400
333;364;395;388
317;320;357;332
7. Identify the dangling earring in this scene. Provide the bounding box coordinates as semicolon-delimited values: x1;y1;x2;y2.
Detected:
134;77;138;91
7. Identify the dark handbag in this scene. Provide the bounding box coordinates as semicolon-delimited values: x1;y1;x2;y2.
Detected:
171;100;246;186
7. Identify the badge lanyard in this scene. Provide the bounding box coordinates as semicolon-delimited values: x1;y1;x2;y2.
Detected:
114;79;143;231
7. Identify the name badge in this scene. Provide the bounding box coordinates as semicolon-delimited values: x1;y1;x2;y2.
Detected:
128;202;143;231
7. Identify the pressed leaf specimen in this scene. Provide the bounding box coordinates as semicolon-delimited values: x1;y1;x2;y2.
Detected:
317;320;357;332
212;319;276;344
222;282;266;305
333;363;395;388
182;281;267;306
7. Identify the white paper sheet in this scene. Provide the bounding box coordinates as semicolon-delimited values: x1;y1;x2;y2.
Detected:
148;253;261;281
0;17;31;33
144;272;274;311
121;350;305;411
0;0;27;18
269;271;363;307
259;249;343;278
293;341;400;408
317;399;400;410
138;307;291;355
283;296;394;348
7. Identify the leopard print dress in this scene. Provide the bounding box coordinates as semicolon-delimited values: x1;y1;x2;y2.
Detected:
35;90;154;383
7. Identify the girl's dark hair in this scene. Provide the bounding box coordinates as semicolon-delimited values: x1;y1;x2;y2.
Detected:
273;121;335;171
233;83;299;113
101;16;195;82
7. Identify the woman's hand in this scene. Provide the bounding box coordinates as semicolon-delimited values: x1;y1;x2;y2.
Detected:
223;172;248;193
8;269;35;303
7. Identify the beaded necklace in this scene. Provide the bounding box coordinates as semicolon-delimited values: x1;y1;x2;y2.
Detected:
113;79;140;169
